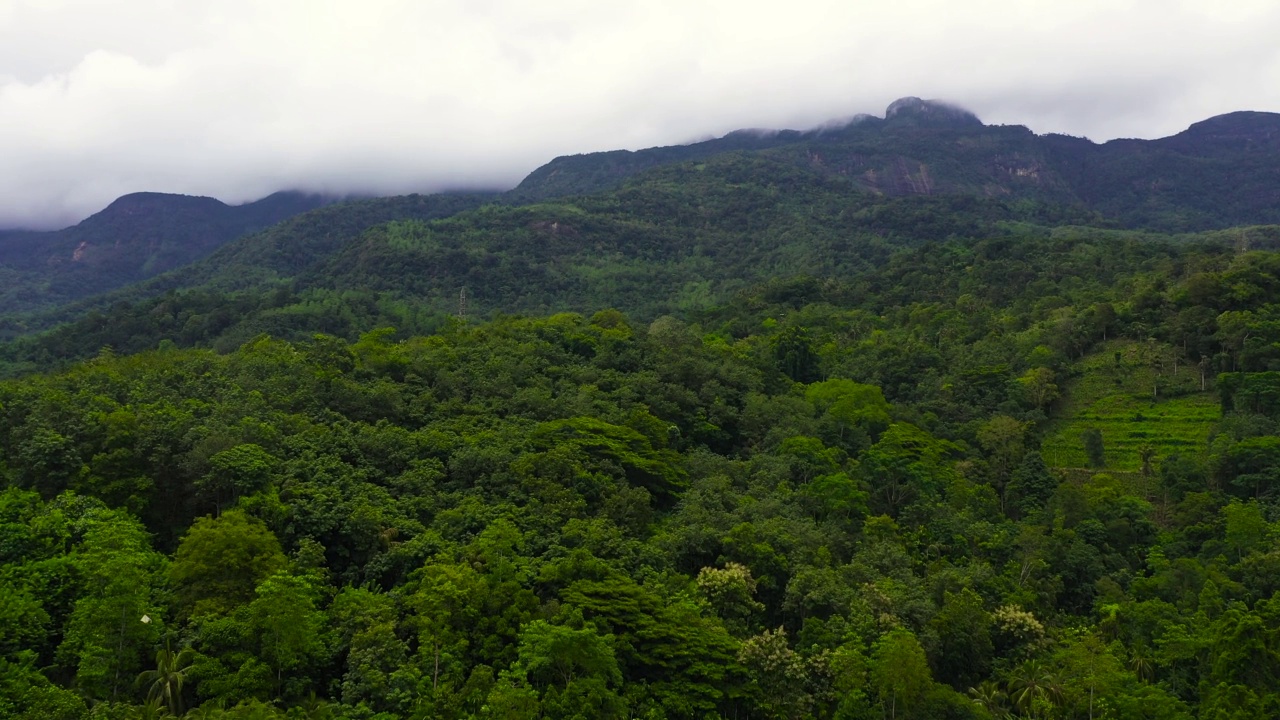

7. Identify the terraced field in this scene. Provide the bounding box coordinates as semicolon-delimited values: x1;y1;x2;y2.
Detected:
1041;340;1220;472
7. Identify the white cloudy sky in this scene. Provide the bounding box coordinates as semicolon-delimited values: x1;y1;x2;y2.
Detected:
2;0;1279;229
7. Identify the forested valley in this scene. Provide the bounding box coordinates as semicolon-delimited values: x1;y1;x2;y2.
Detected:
4;104;1280;720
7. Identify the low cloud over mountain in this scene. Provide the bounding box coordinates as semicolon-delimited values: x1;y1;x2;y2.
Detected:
2;0;1279;228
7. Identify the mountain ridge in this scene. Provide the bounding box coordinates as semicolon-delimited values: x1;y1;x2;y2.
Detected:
514;98;1280;231
5;97;1280;352
0;190;336;315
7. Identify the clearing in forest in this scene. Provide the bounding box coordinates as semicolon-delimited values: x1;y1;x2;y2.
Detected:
1041;340;1220;472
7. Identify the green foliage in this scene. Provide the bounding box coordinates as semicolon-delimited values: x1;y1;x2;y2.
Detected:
1042;341;1220;472
3;196;1280;718
137;642;195;716
248;572;325;700
0;655;87;719
860;423;958;516
530;417;686;501
170;510;287;618
55;506;165;701
928;589;992;690
1083;428;1106;468
0;192;332;321
869;629;933;719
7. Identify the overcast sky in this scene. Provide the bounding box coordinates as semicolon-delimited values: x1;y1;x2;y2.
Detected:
2;0;1280;229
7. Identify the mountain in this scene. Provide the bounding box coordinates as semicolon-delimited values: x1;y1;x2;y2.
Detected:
0;190;335;314
0;154;1134;370
3;195;1279;718
8;96;1280;325
0;191;498;345
7;97;1280;720
6;97;1280;369
9;96;1280;319
516;98;1280;231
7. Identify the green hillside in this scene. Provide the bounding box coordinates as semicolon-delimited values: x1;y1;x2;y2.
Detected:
6;101;1280;720
0;156;1108;373
0;191;332;316
4;237;1280;718
1042;341;1220;472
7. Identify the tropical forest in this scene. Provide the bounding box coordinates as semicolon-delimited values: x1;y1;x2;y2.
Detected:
2;99;1280;719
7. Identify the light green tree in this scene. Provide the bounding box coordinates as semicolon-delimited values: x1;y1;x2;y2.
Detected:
248;572;325;700
56;508;164;701
870;629;933;720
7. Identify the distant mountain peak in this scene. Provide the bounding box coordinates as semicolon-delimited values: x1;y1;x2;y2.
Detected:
95;192;226;221
1179;110;1280;142
884;97;982;127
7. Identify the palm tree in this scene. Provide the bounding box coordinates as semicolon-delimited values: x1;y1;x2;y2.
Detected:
138;640;195;716
1007;660;1063;718
969;679;1011;718
1129;648;1154;684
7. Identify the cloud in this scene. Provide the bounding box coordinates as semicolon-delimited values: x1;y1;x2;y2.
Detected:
2;0;1280;228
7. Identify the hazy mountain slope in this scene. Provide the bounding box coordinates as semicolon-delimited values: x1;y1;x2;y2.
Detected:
0;190;333;313
506;128;806;202
1;192;497;340
9;97;1280;326
0;154;1115;372
517;98;1280;232
135;192;499;294
6;98;1280;365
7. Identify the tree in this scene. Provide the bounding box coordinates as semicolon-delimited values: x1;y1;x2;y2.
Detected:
0;656;88;720
802;471;868;528
805;378;891;444
196;444;278;516
248;572;325;701
56;507;164;702
1217;436;1280;499
774;326;820;383
1082;428;1105;469
696;563;764;636
0;580;50;662
1007;660;1063;719
1216;311;1255;371
170;510;286;618
929;589;992;690
1052;633;1123;720
1222;500;1269;561
860;423;957;516
407;560;487;701
1007;452;1058;518
510;608;623;716
1138;444;1156;478
870;629;933;720
1018;367;1060;411
978;415;1029;511
329;587;408;711
968;680;1010;719
137;641;195;716
736;627;818;720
